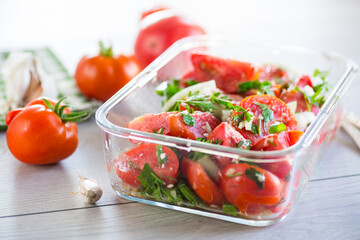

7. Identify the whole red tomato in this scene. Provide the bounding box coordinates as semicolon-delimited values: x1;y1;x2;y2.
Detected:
75;42;141;102
6;97;88;165
134;9;206;68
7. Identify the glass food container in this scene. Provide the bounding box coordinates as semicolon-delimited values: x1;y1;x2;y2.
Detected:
95;36;357;226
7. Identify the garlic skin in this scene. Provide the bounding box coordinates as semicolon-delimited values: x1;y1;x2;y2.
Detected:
79;175;103;204
0;52;58;114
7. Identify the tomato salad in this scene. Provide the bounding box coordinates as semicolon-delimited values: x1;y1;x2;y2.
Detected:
115;53;331;218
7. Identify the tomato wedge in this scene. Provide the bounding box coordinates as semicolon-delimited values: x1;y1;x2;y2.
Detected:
169;112;220;140
219;163;283;214
115;144;179;187
181;53;255;93
207;122;249;168
127;112;177;135
185;158;226;206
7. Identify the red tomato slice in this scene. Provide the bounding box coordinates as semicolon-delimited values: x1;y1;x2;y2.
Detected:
186;159;226;206
127;112;177;135
251;132;290;151
207;122;247;148
279;89;320;115
296;75;313;88
257;65;290;84
115;144;179;187
219;163;283;214
169;112;220;140
207;122;249;169
181;53;255;93
231;95;297;144
288;130;303;146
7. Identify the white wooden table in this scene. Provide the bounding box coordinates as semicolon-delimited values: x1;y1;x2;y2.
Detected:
1;0;360;239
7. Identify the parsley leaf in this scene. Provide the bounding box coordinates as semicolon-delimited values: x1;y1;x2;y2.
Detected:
156;145;168;165
178;94;217;113
245;167;265;189
182;113;195;126
138;163;182;204
185;80;199;86
269;122;287;134
156;79;181;101
237;80;275;96
254;102;274;122
250;123;259;135
154;127;164;134
222;204;238;216
178;180;202;205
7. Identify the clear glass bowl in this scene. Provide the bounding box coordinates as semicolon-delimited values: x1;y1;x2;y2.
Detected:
95;36;357;226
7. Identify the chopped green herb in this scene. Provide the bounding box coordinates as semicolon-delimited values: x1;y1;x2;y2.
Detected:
313;69;329;81
245;167;265;189
250;123;259;135
185;80;199;86
154;127;164;134
237;140;252;150
156;79;181;101
182;113;195;126
187;151;207;161
227;172;243;178
178;94;217;113
138;163;182;204
233;106;253;127
156;145;168;165
237;80;275;95
254;102;274;122
268;141;276;146
269;122;287;134
178;181;202;205
222;203;238;216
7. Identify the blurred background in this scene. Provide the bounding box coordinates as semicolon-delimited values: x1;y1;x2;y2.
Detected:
0;0;359;115
1;0;359;69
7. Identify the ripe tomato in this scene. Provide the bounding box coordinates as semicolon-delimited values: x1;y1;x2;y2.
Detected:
181;53;255;93
184;158;226;206
140;6;169;20
6;97;84;165
115;144;179;188
231;95;297;143
219;163;283;215
207;122;249;169
296;75;313;88
134;10;205;68
168;112;220;140
75;42;141;102
126;112;177;136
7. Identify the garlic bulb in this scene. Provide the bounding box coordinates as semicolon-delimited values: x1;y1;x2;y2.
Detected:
79;175;103;204
0;52;58;114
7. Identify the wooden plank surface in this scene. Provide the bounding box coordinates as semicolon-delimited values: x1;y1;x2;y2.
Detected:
1;175;359;240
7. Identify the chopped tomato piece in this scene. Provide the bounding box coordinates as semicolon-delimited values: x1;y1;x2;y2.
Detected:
115;144;179;187
207;122;249;168
288;130;303;146
219;163;283;214
181;53;255;93
296;75;313;88
127;112;177;135
207;122;247;148
231;95;297;144
169;112;220;139
186;159;226;206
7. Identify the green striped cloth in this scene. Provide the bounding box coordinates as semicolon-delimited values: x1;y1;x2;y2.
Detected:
0;48;100;130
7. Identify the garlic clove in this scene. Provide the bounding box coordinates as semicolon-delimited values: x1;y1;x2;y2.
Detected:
79;175;103;204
